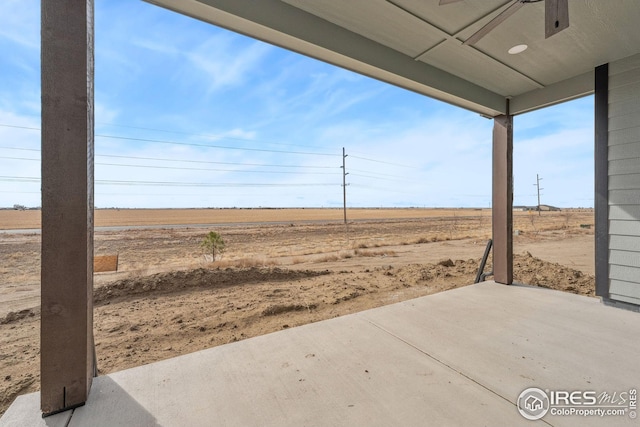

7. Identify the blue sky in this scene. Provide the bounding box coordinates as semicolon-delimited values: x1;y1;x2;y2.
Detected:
0;0;594;209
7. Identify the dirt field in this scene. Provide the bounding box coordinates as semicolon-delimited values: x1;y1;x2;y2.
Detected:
0;207;501;230
0;208;595;416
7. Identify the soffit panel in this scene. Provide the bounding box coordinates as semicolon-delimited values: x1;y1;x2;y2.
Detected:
418;39;541;97
470;0;640;89
388;0;513;36
281;0;446;58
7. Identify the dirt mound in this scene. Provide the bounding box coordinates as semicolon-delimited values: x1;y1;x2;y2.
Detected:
415;258;480;282
0;255;595;416
514;252;594;296
262;303;318;316
0;255;593;328
368;254;594;296
0;309;36;325
94;267;331;305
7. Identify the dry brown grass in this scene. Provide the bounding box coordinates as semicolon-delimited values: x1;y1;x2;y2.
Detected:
314;254;341;263
354;248;397;257
0;208;497;230
0;208;596;231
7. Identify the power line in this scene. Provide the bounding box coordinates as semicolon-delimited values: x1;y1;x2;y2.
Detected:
0;153;409;180
0;176;337;188
0;146;39;152
0;123;340;157
97;153;337;169
0;123;420;185
350;173;404;181
0;123;419;167
0;190;338;197
349;168;403;178
0;156;40;162
0;190;40;194
0;123;420;175
0;124;39;132
349;154;418;169
0;155;340;175
96;121;332;152
96;162;339;175
0;148;412;180
0;176;39;182
0;146;338;169
95;134;340;157
97;180;337;188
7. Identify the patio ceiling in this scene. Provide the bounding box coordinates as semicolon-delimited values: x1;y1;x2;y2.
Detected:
145;0;640;117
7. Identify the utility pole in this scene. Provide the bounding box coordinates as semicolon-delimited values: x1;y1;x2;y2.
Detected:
534;174;543;216
341;147;348;225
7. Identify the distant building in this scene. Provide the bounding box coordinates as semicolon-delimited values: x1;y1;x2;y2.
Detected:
513;205;561;212
539;204;561;212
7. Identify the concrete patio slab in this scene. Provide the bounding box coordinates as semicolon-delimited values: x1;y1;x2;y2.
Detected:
2;281;639;426
0;394;70;427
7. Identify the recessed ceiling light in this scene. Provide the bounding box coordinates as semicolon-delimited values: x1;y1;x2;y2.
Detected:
508;44;528;54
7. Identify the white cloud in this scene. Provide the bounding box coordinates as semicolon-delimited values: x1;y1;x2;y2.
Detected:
186;35;273;93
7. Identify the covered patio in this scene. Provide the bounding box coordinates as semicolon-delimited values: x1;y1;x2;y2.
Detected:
2;0;640;424
3;281;640;426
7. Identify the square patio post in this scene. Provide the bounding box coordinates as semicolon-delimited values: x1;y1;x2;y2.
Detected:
492;114;513;285
41;0;95;415
594;63;609;297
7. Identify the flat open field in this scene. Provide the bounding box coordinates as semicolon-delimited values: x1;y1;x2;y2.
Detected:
1;207;501;230
0;208;595;415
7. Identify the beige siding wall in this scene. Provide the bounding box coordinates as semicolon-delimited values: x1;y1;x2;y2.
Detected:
609;54;640;305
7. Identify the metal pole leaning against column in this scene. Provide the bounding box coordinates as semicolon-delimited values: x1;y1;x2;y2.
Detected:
40;0;95;415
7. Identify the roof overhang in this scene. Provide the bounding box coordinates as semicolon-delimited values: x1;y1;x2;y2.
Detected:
145;0;640;117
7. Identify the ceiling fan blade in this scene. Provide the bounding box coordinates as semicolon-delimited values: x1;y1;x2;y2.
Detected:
545;0;569;38
463;0;525;46
439;0;463;5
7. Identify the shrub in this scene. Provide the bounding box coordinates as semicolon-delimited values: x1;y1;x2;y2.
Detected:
201;231;226;261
